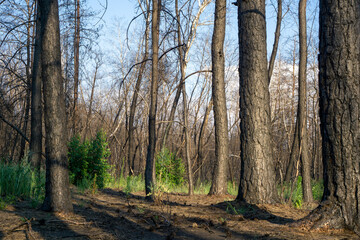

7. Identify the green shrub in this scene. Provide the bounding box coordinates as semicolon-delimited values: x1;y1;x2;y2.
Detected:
156;148;185;186
68;135;89;185
68;129;111;189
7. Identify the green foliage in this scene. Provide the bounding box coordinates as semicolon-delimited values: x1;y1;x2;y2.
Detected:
155;148;185;186
68;135;89;185
279;176;324;208
68;129;111;189
0;159;45;208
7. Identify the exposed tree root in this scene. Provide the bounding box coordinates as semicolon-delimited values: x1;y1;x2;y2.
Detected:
290;201;348;232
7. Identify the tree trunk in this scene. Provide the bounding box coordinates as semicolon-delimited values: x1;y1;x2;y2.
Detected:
30;2;42;171
128;6;150;176
72;0;80;134
40;0;73;213
145;0;160;200
196;98;212;183
175;0;194;196
209;0;229;195
236;0;278;204
268;0;282;84
297;0;359;234
298;0;313;203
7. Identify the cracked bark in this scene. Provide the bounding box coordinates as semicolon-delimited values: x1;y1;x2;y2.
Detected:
236;0;278;204
295;0;359;234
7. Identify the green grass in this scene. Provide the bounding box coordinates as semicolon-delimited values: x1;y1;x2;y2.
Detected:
106;175;239;196
278;176;324;208
0;160;45;209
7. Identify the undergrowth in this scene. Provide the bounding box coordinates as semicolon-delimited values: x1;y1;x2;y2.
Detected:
0;159;45;209
279;176;324;208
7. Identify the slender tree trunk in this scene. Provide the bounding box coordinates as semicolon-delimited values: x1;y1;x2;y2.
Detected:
298;0;313;203
296;0;360;234
30;2;42;171
40;0;73;213
128;7;150;176
175;0;193;196
268;0;282;84
73;0;80;134
145;0;161;200
209;0;229;195
236;0;278;204
196;98;212;183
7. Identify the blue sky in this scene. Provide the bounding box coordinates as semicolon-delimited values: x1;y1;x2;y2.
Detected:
87;0;283;56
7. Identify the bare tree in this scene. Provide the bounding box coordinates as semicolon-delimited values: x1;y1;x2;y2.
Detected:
297;0;313;203
30;1;42;170
145;0;161;200
209;0;229;195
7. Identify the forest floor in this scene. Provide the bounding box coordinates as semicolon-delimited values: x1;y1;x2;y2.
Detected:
0;187;358;240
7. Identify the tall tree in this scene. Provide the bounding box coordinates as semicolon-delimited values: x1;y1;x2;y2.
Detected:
72;0;80;133
297;0;313;203
145;0;161;200
209;0;229;195
30;1;42;171
128;0;150;176
236;0;278;203
298;0;359;234
175;0;194;196
40;0;73;212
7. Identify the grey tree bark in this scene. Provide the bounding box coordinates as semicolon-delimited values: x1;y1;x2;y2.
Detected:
145;0;160;200
30;2;42;170
296;0;359;234
209;0;229;195
236;0;278;204
298;0;313;203
40;0;73;212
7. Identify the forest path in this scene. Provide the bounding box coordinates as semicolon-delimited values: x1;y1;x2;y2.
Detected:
0;187;357;239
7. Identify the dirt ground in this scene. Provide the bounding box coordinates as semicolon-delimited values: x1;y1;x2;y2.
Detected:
0;188;358;240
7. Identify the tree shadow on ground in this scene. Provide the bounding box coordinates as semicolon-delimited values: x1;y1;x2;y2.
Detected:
96;188;291;239
2;201;89;239
213;200;295;225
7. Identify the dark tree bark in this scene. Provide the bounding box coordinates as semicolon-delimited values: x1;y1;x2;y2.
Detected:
30;2;42;170
40;0;73;212
298;0;313;203
145;0;161;200
128;4;150;176
236;0;278;204
209;0;229;195
296;0;360;234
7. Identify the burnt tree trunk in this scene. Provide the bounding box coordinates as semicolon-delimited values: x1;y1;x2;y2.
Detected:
297;0;359;234
209;0;229;195
40;0;73;213
145;0;161;200
236;0;278;204
30;2;42;171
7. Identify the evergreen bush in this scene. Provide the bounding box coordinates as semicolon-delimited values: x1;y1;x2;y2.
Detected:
155;148;185;186
68;129;111;189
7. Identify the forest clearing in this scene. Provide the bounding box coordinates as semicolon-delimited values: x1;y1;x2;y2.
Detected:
1;187;358;240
